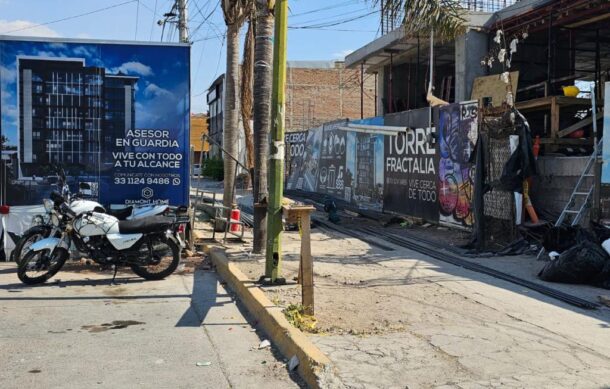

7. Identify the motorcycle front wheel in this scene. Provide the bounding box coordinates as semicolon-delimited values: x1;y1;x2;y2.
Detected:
131;236;180;280
17;248;68;285
12;226;53;264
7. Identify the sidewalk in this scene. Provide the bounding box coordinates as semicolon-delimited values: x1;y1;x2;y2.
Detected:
220;223;610;388
0;262;302;388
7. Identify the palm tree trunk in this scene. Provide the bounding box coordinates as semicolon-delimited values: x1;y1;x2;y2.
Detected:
252;0;274;253
223;22;240;209
241;20;255;174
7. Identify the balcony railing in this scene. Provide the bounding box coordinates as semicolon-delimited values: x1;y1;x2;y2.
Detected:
381;0;521;34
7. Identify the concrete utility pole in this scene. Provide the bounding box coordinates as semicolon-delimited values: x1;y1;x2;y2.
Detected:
264;0;288;284
178;0;188;43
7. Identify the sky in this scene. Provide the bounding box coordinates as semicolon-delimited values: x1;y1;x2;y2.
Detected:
0;0;381;114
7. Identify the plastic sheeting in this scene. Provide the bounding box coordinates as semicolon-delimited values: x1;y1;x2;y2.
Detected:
0;205;45;260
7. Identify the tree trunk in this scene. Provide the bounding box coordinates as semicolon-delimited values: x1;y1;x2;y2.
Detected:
252;0;274;254
241;20;255;173
223;23;240;209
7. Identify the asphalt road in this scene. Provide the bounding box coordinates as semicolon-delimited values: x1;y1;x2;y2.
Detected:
0;262;301;389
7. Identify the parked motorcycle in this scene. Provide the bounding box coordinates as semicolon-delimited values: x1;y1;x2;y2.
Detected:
17;192;188;285
10;169;169;263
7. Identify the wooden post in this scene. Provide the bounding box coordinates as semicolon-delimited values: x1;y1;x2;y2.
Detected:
300;211;313;315
283;204;315;315
550;97;560;153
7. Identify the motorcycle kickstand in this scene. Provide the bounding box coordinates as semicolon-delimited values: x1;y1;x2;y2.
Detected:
110;265;119;285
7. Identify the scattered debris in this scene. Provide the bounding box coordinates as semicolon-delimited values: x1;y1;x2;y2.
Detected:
258;339;271;349
195;361;212;367
283;304;318;333
288;355;299;371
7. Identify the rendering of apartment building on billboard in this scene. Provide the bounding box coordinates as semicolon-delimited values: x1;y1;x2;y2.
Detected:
17;56;137;177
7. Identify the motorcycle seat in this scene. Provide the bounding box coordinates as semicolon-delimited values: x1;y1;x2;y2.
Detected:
108;206;133;221
118;216;173;234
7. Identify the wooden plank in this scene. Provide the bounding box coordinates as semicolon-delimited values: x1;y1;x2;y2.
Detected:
556;96;600;107
515;96;554;111
557;116;594;138
538;138;593;145
471;71;519;107
300;212;314;316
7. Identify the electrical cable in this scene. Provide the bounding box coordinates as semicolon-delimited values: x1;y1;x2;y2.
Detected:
135;0;140;39
1;0;139;35
290;10;379;30
149;0;159;40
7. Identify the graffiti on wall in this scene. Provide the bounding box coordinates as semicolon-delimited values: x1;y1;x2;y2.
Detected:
438;101;478;228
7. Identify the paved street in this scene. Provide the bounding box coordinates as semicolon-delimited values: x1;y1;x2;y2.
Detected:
232;230;610;389
0;262;301;389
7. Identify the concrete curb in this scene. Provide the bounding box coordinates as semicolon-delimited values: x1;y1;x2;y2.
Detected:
205;245;339;389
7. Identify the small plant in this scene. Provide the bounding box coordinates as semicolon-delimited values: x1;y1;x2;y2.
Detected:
201;158;224;181
283;303;318;333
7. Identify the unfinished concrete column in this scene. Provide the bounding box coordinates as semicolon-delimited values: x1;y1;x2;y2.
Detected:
455;30;488;102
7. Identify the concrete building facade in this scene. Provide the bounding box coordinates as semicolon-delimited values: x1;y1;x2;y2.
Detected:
190;113;209;163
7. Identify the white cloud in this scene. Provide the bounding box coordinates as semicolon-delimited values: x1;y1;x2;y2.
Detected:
0;20;60;38
110;61;154;77
144;83;172;98
73;46;96;57
0;65;17;87
31;50;67;59
333;49;354;60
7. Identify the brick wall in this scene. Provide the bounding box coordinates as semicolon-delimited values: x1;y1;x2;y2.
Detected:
286;62;376;132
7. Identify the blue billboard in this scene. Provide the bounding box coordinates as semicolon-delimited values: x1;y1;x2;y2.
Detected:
0;36;190;207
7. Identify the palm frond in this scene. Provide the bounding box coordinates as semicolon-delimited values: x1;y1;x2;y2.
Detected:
370;0;467;40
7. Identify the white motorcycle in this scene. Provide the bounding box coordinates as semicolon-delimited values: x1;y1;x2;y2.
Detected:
17;192;187;285
10;178;168;263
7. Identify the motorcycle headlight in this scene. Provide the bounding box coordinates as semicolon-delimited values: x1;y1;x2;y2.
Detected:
44;199;54;212
51;213;60;227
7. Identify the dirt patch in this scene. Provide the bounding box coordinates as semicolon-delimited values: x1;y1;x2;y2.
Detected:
230;231;415;336
81;320;145;333
175;254;210;274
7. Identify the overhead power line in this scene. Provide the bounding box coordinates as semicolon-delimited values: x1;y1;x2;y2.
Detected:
1;0;139;35
135;0;140;39
289;0;360;18
290;10;379;30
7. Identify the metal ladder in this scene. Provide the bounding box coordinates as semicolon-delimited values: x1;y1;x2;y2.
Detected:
536;138;602;260
537;87;602;260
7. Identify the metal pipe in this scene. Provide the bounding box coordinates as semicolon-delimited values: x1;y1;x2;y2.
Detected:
360;62;364;119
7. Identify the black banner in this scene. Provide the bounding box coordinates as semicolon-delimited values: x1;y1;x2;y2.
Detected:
318;120;348;199
383;127;439;221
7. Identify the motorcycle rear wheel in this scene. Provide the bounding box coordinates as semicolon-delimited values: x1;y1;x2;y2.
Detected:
17;248;68;285
131;236;180;280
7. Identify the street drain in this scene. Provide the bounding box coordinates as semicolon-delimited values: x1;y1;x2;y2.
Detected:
82;320;145;333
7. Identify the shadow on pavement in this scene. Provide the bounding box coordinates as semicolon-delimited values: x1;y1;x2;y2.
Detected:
176;270;236;327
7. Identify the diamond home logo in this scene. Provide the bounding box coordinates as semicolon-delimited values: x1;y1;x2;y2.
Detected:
142;187;154;199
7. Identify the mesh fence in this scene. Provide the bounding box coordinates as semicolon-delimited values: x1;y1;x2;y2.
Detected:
480;116;517;249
